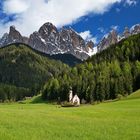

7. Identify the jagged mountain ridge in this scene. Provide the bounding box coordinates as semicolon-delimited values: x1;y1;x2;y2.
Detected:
0;26;28;46
97;24;140;52
0;42;82;66
0;23;94;60
0;23;140;59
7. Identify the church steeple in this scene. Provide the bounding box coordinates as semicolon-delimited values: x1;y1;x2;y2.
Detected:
69;88;73;103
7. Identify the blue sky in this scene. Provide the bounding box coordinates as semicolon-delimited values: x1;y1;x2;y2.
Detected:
70;0;140;43
0;0;139;44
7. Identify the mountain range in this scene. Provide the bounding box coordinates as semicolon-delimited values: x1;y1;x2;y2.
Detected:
0;29;140;102
97;24;140;52
0;22;140;61
0;23;94;60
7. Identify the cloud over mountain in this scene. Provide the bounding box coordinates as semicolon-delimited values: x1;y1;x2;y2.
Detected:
79;30;97;44
0;0;138;36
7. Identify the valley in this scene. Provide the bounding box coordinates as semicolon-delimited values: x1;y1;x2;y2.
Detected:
0;0;140;140
0;33;140;103
0;92;140;140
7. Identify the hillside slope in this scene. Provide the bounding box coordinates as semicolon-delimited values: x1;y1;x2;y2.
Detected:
0;43;69;90
126;89;140;99
42;33;140;102
45;53;82;67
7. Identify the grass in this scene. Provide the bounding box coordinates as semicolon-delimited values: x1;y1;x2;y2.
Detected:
126;89;140;100
0;94;140;140
21;94;45;104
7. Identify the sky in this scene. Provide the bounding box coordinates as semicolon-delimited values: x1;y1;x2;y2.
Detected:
0;0;140;44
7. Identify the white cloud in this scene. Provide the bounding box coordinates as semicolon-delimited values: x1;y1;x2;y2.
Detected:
3;0;29;14
91;37;98;45
79;30;97;44
98;27;105;33
0;0;135;37
111;25;119;30
124;0;137;6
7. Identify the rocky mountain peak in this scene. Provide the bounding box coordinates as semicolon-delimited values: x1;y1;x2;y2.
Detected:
0;26;26;46
0;22;95;60
97;29;118;52
59;28;90;59
123;27;131;38
9;25;16;32
29;22;62;55
97;24;140;52
0;33;9;46
28;24;93;60
131;24;140;34
38;22;58;36
109;29;118;44
85;41;95;56
86;41;94;50
69;28;85;49
59;28;70;41
8;26;23;43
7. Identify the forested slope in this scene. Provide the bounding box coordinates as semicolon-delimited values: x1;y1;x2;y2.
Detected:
42;33;140;102
1;33;140;103
0;44;69;101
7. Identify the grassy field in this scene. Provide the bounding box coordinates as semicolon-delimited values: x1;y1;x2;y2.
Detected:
0;94;140;140
126;89;140;100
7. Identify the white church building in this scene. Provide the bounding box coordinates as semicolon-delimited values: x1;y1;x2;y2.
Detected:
69;89;80;106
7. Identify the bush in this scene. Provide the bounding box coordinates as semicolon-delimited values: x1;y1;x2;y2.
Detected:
61;101;75;107
0;83;32;102
117;94;124;100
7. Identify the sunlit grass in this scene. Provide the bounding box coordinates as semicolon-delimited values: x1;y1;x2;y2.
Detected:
126;89;140;100
0;97;140;140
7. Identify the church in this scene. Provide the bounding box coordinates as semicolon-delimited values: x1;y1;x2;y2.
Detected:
69;89;80;106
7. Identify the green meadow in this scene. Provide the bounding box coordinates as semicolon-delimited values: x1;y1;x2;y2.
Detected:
0;93;140;140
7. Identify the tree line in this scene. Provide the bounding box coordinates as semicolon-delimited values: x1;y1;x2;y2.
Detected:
0;44;69;102
0;34;140;102
0;84;32;102
42;33;140;103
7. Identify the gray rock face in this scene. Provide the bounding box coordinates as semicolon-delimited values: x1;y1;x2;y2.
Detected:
97;24;140;52
29;23;64;54
23;36;29;44
131;24;140;34
2;23;139;58
85;41;94;53
0;22;94;60
8;26;23;43
123;27;131;38
97;29;118;52
28;23;94;60
59;28;90;60
0;33;9;46
0;26;27;47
